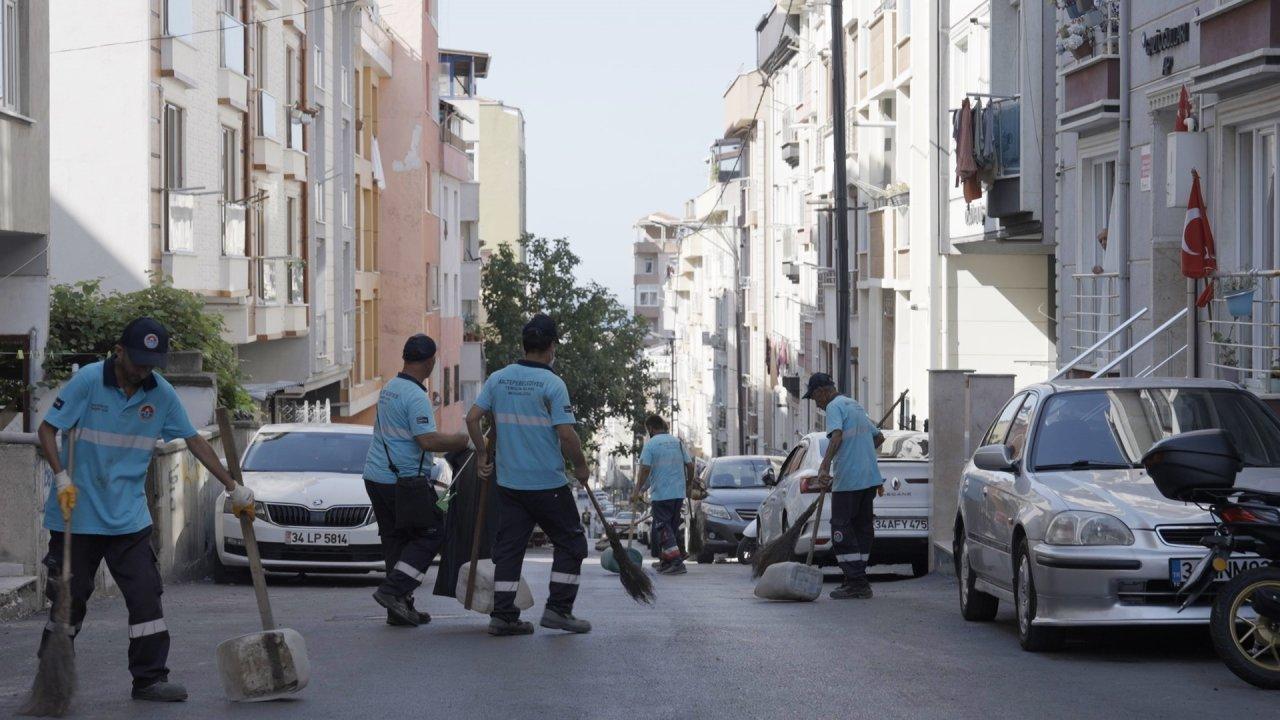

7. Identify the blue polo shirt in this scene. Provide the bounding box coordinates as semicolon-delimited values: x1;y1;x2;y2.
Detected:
824;395;884;492
363;373;437;484
42;358;198;535
639;433;690;502
473;360;576;491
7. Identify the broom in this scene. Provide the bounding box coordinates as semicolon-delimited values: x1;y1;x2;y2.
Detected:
583;489;654;604
19;430;79;717
752;485;828;579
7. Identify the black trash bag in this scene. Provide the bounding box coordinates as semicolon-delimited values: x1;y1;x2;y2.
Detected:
432;448;499;597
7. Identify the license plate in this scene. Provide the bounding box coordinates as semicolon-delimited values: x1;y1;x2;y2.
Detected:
284;530;348;546
1169;557;1269;586
874;518;928;531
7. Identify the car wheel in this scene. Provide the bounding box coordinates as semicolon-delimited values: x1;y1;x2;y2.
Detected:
1014;540;1065;652
911;555;930;578
736;537;757;564
955;528;998;621
211;555;249;584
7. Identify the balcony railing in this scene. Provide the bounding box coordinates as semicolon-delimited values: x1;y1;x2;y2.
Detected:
222;202;247;256
1204;269;1280;393
1070;272;1120;368
165;190;194;252
220;13;245;75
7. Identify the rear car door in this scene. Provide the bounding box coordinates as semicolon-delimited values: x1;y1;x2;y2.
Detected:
985;391;1039;587
964;393;1026;580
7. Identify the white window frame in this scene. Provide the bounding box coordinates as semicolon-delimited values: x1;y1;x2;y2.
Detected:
1;0;24;116
314;43;324;89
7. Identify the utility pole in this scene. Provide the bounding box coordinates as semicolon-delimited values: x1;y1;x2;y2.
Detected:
830;0;851;394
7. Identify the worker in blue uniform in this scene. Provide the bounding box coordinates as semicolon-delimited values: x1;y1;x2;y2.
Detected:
631;414;693;575
363;334;470;627
465;314;592;636
34;318;254;702
803;373;885;600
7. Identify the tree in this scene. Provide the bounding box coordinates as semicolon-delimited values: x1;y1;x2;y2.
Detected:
44;278;252;410
482;235;657;458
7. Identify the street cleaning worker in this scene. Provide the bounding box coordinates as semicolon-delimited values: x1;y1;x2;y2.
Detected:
364;334;470;627
34;317;254;702
630;414;693;575
465;313;592;636
802;372;885;600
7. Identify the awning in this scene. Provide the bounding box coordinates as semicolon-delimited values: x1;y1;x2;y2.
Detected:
244;381;303;402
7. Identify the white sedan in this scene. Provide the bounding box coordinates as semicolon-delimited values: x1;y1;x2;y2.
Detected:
213;423;452;580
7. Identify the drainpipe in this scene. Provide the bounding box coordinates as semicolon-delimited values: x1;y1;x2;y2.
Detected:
1116;1;1132;374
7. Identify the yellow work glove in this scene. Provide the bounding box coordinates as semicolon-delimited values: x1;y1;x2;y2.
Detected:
54;470;76;520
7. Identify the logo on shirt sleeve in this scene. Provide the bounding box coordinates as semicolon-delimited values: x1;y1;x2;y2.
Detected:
416;416;430;424
52;397;64;410
563;405;573;414
139;404;156;421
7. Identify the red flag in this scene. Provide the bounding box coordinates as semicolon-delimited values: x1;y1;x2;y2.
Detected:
1182;170;1217;307
1175;87;1193;132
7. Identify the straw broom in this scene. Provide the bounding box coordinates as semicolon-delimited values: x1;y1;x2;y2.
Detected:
584;490;654;604
19;430;79;717
752;487;828;579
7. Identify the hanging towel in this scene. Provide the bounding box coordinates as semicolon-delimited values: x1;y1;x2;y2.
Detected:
955;99;983;204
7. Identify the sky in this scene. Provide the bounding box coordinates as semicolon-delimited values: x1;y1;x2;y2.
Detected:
437;0;766;305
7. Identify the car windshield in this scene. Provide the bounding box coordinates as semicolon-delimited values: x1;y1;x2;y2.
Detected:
1030;388;1280;470
241;431;372;474
814;431;929;460
707;458;776;488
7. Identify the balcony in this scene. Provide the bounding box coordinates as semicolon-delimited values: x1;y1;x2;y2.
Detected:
254;91;283;173
165;190;194;253
1059;55;1120;133
285;146;306;180
461;259;481;302
756;4;799;74
783;260;800;284
283;0;305;31
782;140;800;167
460;182;480;223
222;202;246;257
159;37;198;88
723;71;763;136
1193;0;1280;96
461;341;485;383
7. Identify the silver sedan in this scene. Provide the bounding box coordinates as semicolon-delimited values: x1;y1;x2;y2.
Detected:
954;377;1280;651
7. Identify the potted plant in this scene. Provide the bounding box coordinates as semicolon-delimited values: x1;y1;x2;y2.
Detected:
1213;331;1238;370
1060;19;1093;59
1221;274;1258;319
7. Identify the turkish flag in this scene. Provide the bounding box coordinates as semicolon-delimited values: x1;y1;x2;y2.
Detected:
1175;87;1193;132
1182;170;1217;307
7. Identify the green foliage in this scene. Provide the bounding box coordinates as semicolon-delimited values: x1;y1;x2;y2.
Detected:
43;278;252;410
482;235;658;457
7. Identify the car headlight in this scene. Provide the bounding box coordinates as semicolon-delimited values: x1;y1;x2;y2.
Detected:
1044;511;1134;546
222;498;268;521
703;503;731;520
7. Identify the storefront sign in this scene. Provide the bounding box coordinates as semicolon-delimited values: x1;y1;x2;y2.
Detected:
1143;23;1190;56
1140;145;1152;192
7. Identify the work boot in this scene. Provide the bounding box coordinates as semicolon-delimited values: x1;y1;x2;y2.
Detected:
373;589;420;627
658;562;687;575
540;607;592;634
651;560;668;570
830;580;873;600
387;596;431;626
132;680;188;702
488;617;535;636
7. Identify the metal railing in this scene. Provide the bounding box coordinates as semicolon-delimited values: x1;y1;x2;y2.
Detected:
1070;272;1120;367
1204;269;1280;392
1053;305;1146;380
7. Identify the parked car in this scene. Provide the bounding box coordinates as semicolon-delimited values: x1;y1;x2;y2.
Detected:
756;431;931;577
687;455;784;563
213;423;452;580
954;378;1280;651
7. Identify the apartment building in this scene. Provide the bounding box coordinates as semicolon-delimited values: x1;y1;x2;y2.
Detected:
1053;0;1280;400
50;0;358;414
0;0;50;433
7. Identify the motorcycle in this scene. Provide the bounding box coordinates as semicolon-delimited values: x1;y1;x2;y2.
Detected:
1142;429;1280;689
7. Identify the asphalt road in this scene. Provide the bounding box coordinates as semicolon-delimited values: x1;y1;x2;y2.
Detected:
0;550;1275;719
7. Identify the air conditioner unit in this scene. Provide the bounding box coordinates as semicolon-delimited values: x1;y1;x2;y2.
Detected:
783;261;801;283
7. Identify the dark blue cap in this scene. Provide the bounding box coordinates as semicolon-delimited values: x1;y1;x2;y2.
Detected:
522;313;560;341
802;372;836;399
120;317;171;369
402;334;437;362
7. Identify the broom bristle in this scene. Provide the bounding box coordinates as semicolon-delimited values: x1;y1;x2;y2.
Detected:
18;578;75;717
752;497;822;578
601;522;655;604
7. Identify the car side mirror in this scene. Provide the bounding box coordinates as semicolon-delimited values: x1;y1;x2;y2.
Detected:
762;468;777;486
973;444;1017;473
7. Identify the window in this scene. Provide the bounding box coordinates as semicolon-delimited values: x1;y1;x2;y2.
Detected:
164;0;193;38
256;23;267;88
982;393;1025;447
314;185;326;223
454;365;460;402
1233;125;1280;378
639;257;655;274
636;284;659;307
287;47;304;150
220;126;244;256
164;104;185;188
221;127;238;202
443;365;451;406
287;197;303;303
341;187;351;227
314;43;324;88
220;10;245;75
1005;393;1038;461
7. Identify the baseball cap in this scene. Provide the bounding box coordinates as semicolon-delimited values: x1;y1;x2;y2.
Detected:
402;334;437;361
522;313;560;342
120;317;171;369
801;372;836;400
